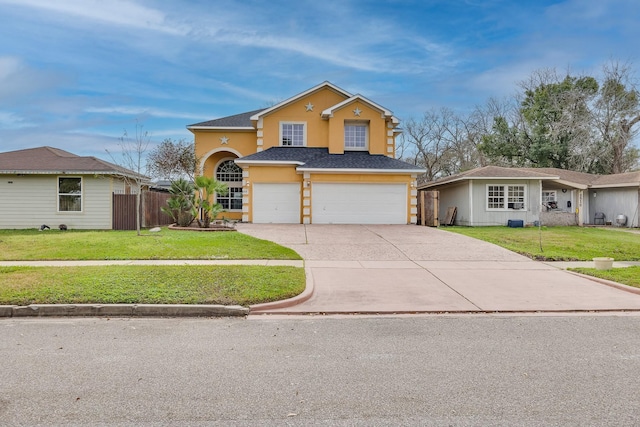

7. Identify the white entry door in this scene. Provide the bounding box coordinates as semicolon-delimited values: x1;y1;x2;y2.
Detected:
312;183;407;224
252;183;301;223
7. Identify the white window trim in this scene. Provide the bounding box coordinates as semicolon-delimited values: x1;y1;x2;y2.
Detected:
57;176;83;213
279;121;307;147
344;120;369;151
542;190;557;203
486;184;527;211
215;158;243;212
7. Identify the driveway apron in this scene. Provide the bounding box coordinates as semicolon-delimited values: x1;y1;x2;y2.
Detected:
240;224;640;314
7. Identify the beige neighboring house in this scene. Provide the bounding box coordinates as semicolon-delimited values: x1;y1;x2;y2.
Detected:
0;146;149;229
419;166;640;227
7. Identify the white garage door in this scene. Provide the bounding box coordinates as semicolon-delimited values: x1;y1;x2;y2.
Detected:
252;183;301;223
312;183;407;224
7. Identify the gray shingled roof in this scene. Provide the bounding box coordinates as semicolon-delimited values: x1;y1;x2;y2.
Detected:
420;165;640;189
300;151;423;170
236;147;424;172
420;165;559;188
0;146;148;180
188;109;264;128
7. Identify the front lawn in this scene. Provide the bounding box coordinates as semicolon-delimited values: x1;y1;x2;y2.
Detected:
444;226;640;261
0;228;301;261
0;265;305;306
569;266;640;289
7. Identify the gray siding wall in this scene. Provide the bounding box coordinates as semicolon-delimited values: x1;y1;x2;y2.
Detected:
469;179;542;226
437;182;470;226
0;175;115;229
589;187;639;227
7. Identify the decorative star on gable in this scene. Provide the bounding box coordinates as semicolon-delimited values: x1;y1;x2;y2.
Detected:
353;107;362;116
305;102;314;112
220;136;229;145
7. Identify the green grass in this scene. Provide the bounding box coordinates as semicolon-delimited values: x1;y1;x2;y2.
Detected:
0;228;301;261
569;266;640;289
444;226;640;261
0;265;306;306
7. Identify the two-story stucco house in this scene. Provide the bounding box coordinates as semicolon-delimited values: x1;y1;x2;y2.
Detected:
187;82;425;224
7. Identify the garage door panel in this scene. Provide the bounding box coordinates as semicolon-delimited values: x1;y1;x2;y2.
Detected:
253;183;301;223
312;183;407;224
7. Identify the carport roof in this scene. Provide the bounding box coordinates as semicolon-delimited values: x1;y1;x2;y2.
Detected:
235;147;425;173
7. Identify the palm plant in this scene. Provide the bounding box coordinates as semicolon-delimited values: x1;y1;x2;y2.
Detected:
193;176;228;228
162;178;196;227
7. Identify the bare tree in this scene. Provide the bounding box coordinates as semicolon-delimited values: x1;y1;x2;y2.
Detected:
147;138;197;181
106;122;151;236
594;61;640;173
403;108;460;182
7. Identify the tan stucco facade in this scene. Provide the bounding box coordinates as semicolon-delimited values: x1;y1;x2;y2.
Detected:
189;82;421;224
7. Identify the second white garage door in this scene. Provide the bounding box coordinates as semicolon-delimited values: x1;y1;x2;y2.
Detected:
312;183;407;224
252;183;301;223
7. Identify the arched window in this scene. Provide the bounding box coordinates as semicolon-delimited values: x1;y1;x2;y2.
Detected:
216;159;243;210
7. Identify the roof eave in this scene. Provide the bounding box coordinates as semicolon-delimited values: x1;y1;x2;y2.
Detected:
296;167;425;174
187;126;255;131
591;182;640;189
234;160;305;166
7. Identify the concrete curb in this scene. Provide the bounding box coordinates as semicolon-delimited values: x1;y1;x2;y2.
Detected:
249;267;315;314
0;304;249;318
567;271;640;296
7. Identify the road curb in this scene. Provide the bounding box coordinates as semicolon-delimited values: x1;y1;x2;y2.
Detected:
0;304;249;318
567;271;640;296
249;267;315;314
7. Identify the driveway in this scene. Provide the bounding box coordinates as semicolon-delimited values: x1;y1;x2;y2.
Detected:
240;224;640;314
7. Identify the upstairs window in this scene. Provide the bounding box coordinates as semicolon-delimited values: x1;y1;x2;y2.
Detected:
58;177;82;212
487;184;526;210
344;121;368;150
280;122;306;146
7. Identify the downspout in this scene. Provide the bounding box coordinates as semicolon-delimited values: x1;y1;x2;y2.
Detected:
468;180;473;226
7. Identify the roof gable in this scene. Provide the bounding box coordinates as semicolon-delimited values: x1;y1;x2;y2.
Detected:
249;81;352;121
321;94;399;124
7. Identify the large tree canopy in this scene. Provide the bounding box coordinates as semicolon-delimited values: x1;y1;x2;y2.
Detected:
402;61;640;180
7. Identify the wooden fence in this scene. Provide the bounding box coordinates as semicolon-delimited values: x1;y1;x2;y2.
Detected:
416;190;439;226
112;191;173;230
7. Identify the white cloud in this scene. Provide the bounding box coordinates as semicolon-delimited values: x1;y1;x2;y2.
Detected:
0;0;188;35
0;111;33;129
85;106;208;121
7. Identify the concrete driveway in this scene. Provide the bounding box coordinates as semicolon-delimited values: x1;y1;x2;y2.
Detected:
240;224;640;314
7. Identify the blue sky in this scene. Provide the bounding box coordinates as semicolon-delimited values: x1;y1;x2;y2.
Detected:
1;0;638;162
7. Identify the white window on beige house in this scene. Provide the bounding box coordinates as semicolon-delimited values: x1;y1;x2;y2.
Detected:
280;122;306;146
344;121;368;150
58;176;82;212
487;184;526;210
215;160;243;211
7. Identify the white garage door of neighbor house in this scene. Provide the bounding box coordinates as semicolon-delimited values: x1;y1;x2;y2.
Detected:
252;183;301;223
312;183;407;224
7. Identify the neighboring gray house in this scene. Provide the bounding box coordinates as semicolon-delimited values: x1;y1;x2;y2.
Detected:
0;146;149;229
418;166;640;227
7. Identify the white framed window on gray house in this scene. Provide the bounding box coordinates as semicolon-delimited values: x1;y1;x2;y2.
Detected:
344;121;368;150
542;190;557;203
58;176;82;212
486;184;526;210
280;122;306;146
215;159;243;211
